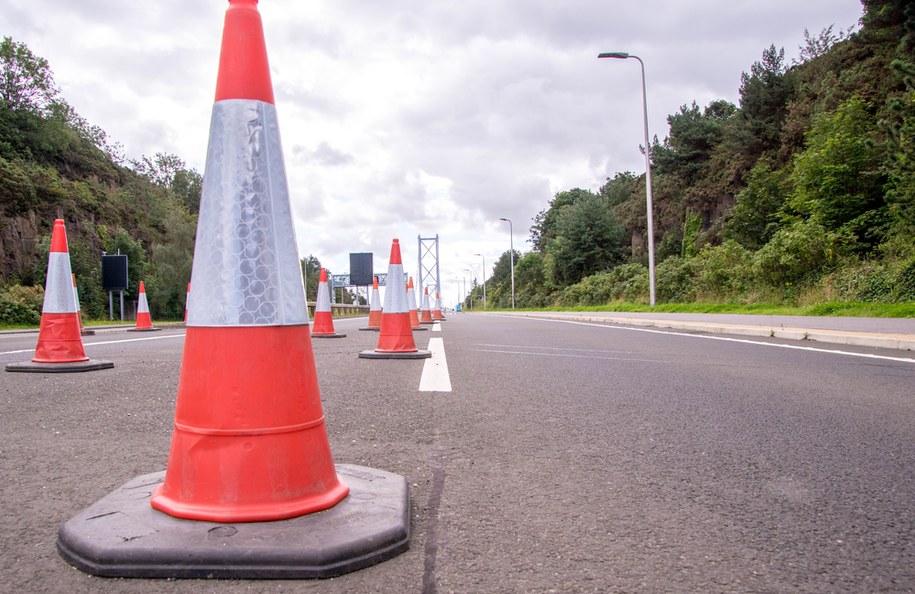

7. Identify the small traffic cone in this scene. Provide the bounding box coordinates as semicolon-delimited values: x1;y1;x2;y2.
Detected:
6;220;112;373
72;274;95;336
432;290;445;321
359;276;382;331
419;287;434;324
406;276;426;332
360;239;430;359
57;0;407;579
312;268;345;338
128;281;161;332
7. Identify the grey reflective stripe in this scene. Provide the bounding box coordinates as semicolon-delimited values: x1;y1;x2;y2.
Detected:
315;281;331;311
42;253;76;314
381;264;408;313
137;291;150;314
187;99;308;327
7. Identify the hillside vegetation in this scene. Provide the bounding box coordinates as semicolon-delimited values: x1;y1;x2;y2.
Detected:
467;0;915;312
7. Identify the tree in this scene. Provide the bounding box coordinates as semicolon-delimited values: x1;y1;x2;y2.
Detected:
530;188;592;252
651;100;738;185
300;255;322;301
548;192;626;286
738;45;796;157
0;36;59;114
724;161;791;249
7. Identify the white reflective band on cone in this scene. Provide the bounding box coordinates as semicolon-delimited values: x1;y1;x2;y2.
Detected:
382;264;408;313
138;291;150;314
43;252;77;314
187;99;308;327
315;281;331;312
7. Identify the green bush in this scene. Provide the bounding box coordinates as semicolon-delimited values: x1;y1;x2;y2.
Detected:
655;256;699;303
693;241;755;299
752;219;847;289
557;264;648;306
0;284;44;325
893;257;915;302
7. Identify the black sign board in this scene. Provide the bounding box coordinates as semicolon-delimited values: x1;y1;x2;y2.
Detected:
102;255;129;291
349;253;373;286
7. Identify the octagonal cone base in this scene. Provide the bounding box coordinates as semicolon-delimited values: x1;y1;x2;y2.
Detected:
358;327;381;332
127;327;162;332
6;359;114;373
311;332;347;339
81;329;96;336
359;349;432;360
411;327;428;331
57;464;409;579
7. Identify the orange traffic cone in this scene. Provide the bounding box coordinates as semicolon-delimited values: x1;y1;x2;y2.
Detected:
312;268;345;338
432;289;445;321
72;274;95;336
406;276;426;332
6;220;112;373
359;275;382;331
360;239;430;359
419;287;434;324
128;281;161;332
57;0;407;579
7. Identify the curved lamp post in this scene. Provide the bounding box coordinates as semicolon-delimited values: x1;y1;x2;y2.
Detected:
498;218;515;308
598;51;656;306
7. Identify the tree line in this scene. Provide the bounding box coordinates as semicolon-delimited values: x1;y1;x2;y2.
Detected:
466;0;914;310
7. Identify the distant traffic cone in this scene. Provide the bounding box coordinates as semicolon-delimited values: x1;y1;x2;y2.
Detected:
312;268;345;338
128;281;160;332
432;290;445;321
406;276;427;331
360;239;431;359
72;274;95;336
359;276;382;331
420;287;434;324
6;219;112;373
57;0;407;579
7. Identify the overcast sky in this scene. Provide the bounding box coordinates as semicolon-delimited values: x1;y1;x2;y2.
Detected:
6;0;863;304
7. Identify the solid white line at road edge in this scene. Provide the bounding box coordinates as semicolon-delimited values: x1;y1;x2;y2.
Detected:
514;316;915;364
420;337;452;392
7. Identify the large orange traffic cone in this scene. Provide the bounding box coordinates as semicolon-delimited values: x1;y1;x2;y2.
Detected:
72;274;95;336
57;0;407;579
359;239;430;359
128;281;161;332
406;276;426;332
359;275;382;331
6;220;112;373
312;268;345;338
419;287;434;324
432;289;445;321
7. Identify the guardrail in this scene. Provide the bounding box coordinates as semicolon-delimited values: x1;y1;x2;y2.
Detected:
305;303;369;317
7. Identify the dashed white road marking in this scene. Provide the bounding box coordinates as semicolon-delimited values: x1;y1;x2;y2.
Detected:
419;337;452;392
432;322;442;332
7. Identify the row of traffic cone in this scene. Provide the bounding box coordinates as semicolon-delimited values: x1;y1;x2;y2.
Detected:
53;0;410;581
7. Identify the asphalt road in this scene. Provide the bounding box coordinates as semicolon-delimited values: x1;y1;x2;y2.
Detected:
1;314;913;593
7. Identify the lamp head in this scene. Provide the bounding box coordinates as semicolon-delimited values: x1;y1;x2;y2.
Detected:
598;52;629;59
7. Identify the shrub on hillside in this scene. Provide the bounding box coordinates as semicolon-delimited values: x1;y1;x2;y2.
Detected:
0;284;44;325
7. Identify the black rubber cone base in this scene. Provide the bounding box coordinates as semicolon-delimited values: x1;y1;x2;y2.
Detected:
358;327;381;332
359;349;432;359
312;332;347;338
412;327;428;331
80;329;96;336
57;464;409;579
127;327;162;332
6;359;114;373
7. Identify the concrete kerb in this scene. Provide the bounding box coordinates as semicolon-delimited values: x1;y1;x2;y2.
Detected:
483;312;915;352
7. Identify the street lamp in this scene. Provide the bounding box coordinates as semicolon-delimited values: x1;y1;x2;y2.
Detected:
473;253;486;309
499;217;515;308
598;51;657;306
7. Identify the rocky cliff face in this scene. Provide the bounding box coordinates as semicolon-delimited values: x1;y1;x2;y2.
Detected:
0;211;43;283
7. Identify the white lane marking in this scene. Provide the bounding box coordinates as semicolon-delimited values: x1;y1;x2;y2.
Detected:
432;322;442;332
470;348;666;364
420;337;452;392
473;343;631;354
517;317;915;364
0;333;185;357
